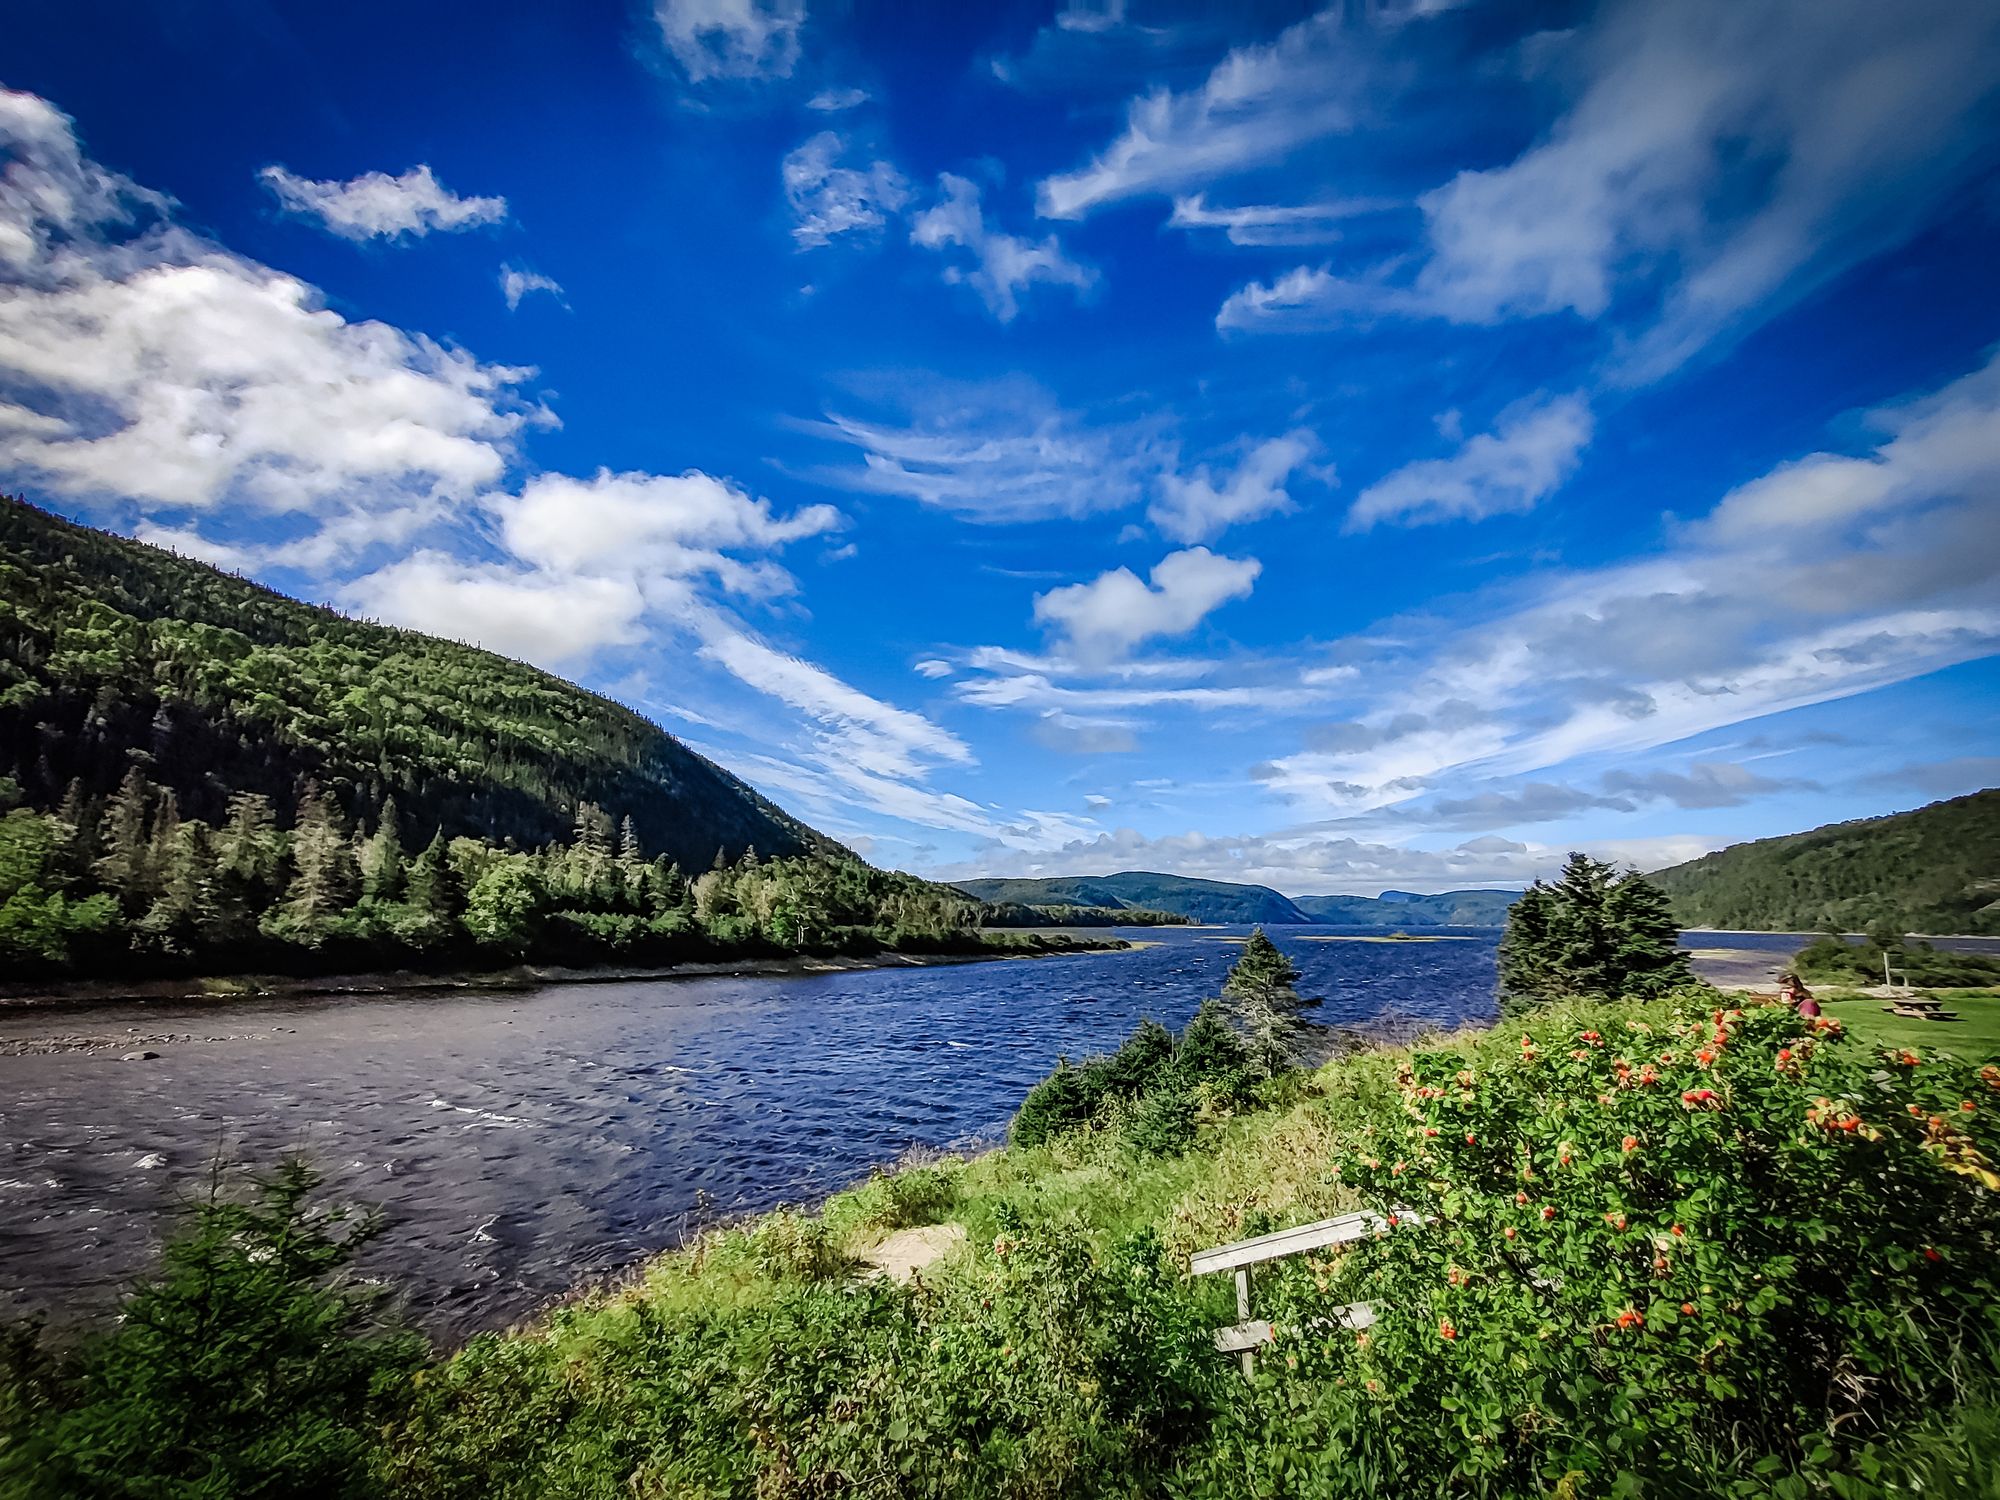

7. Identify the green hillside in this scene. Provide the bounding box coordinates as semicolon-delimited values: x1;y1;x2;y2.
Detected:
1291;889;1521;925
1649;789;2000;934
0;500;1066;981
0;498;829;870
951;871;1310;924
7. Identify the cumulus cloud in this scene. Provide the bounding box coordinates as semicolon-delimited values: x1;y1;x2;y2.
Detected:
258;164;506;241
1149;429;1316;542
499;264;565;310
1347;394;1592;530
340;552;648;666
1216;0;2000;377
1034;547;1260;661
782;131;908;248
0;92;532;564
653;0;804;83
911;174;1093;322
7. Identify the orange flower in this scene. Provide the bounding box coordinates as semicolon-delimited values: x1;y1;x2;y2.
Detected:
1541;1206;1556;1221
1503;1226;1517;1241
1670;1224;1685;1237
1924;1246;1943;1263
1621;1136;1639;1153
1616;1306;1644;1331
1681;1302;1697;1317
1439;1318;1457;1340
1514;1190;1529;1205
1465;1132;1478;1145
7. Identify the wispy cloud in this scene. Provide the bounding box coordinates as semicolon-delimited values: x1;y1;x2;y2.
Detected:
782;131;908;248
652;0;804;84
259;163;506;240
912;174;1093;322
1149;429;1317;543
499;264;566;310
1215;0;2000;380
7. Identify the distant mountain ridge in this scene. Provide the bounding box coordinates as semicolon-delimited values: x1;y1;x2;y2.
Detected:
1291;889;1521;926
951;872;1521;926
1649;789;2000;934
950;872;1310;925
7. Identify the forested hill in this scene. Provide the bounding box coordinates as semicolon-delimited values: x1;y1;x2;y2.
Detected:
951;872;1310;925
0;498;831;870
1649;789;2000;934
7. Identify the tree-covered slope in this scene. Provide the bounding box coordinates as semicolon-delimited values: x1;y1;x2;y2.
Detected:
1649;789;2000;934
1291;889;1521;925
951;871;1310;924
0;498;831;870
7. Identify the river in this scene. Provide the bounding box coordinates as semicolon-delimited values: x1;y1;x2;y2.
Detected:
1;924;1990;1341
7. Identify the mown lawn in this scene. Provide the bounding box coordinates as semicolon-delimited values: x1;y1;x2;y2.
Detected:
1822;988;2000;1058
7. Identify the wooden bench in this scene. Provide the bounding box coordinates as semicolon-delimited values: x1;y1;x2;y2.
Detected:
1190;1209;1413;1377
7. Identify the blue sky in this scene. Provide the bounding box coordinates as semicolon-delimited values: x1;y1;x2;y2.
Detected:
3;0;1998;894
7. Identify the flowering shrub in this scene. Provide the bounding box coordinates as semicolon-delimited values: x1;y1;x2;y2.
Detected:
1184;1000;2000;1496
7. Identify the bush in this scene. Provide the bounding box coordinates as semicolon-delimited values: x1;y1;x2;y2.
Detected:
1795;935;2000;988
1178;1001;2000;1495
748;1210;849;1283
1125;1086;1200;1158
0;1160;424;1500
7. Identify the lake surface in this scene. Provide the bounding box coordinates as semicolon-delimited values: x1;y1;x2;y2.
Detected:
3;923;1992;1340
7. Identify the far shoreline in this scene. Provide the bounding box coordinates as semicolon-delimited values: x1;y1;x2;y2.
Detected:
0;933;1136;1015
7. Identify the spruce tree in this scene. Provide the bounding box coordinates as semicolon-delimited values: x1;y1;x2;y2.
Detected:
358;798;406;902
1220;928;1314;1078
93;767;153;912
1498;853;1695;1013
274;784;357;941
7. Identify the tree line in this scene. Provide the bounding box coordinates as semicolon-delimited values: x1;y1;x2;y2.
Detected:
0;769;1005;980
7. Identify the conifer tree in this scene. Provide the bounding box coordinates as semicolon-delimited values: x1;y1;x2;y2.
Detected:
274;783;357;940
1498;852;1695;1014
93;767;153;911
358;798;407;902
1220;928;1314;1078
138;821;220;953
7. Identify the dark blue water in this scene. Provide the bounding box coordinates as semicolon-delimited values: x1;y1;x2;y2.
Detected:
7;923;1985;1338
0;925;1503;1336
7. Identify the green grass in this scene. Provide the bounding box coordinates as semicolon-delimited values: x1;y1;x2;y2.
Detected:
1820;987;2000;1058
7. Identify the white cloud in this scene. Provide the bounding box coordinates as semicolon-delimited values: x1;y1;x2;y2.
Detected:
0;97;533;564
341;552;648;666
499;264;565;310
258;164;505;241
805;86;869;112
810;381;1165;522
1347;394;1592;530
1217;0;2000;378
1035;547;1261;661
1036;8;1363;220
782;131;909;248
1150;429;1316;542
653;0;804;83
1253;349;2000;814
492;467;840;593
1167;192;1387;246
911;174;1093;322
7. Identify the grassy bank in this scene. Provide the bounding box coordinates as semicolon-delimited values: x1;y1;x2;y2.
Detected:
7;995;1999;1498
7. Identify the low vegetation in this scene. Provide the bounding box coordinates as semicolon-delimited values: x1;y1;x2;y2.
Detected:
1794;931;2000;989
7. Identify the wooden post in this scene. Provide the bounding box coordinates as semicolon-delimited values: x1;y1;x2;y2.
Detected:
1235;1268;1254;1379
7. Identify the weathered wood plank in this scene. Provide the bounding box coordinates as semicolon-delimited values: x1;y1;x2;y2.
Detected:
1213;1303;1377;1353
1189;1209;1416;1276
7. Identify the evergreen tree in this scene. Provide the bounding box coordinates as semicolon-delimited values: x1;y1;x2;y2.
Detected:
273;783;357;941
358;798;406;902
137;821;220;953
93;767;153;912
1219;929;1314;1078
1498;853;1695;1014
